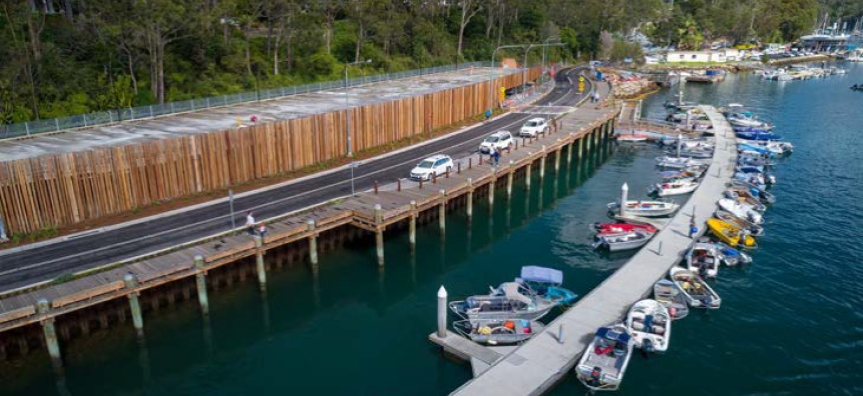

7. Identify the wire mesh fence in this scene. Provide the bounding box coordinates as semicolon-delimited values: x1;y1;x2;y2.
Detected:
0;62;492;140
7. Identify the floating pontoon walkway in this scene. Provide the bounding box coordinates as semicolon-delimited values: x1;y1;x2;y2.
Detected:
443;106;736;396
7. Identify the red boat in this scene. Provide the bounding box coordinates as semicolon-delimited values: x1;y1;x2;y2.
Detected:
593;222;658;235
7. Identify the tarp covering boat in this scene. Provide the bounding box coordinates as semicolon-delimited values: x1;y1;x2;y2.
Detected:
519;266;563;285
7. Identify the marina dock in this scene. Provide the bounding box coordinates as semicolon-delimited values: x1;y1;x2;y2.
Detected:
438;105;736;396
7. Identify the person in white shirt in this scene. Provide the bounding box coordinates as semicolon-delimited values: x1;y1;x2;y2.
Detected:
246;212;255;235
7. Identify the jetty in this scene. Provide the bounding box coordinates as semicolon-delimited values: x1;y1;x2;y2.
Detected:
431;105;736;395
0;72;624;371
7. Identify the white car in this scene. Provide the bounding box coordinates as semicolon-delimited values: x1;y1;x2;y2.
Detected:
479;131;513;154
519;118;549;138
410;154;454;181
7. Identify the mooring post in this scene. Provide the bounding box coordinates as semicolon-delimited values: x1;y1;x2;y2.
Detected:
123;273;145;339
306;219;319;268
437;286;448;338
506;160;514;198
375;204;384;266
466;178;474;219
438;189;446;235
558;324;565;344
567;140;574;165
409;200;417;251
194;255;210;316
253;236;267;292
620;183;629;217
540;146;547;180
526;156;533;190
37;299;62;370
554;147;561;173
578;136;584;158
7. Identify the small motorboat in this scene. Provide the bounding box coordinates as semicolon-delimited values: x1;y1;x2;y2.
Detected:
608;200;680;217
686;243;721;278
732;126;772;134
737;166;776;185
732;173;767;190
655;156;707;169
659;170;701;180
669;148;713;159
711;242;753;266
453;318;544;345
515;266;579;306
626;299;672;353
725;189;767;212
707;218;758;249
729;180;776;204
575;324;634;391
592;222;658;235
737;156;774;167
650;178;700;197
669;267;722;309
717;198;764;224
449;282;556;321
615;133;650;143
593;231;655;252
714;210;764;237
736;131;783;141
653;279;689;320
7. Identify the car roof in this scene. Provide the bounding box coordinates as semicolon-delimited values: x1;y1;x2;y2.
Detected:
527;117;546;123
425;154;451;161
490;131;511;137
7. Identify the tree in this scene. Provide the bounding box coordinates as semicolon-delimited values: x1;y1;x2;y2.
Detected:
457;0;483;59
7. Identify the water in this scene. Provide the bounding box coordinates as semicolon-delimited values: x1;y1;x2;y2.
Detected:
3;65;863;395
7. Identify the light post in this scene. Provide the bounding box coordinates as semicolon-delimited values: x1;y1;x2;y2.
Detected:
522;44;534;92
344;59;372;158
541;36;561;85
489;44;530;114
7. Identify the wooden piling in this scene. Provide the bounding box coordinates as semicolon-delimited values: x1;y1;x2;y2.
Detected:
37;299;62;370
194;255;210;317
123;273;145;339
254;236;267;292
307;220;319;268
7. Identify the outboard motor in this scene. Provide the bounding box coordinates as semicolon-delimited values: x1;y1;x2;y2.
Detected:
589;366;603;386
642;338;655;353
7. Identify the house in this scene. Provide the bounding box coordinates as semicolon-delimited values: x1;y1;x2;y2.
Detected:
665;49;741;63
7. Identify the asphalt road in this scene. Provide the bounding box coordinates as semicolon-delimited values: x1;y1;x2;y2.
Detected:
0;67;590;291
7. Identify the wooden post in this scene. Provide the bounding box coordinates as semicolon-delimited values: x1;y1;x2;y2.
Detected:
375;204;384;266
194;255;210;317
526;156;533;190
554;147;561;173
254;236;267;292
409;200;417;251
307;220;318;268
488;175;496;209
37;299;63;370
567;139;574;165
578;136;584;158
123;273;145;339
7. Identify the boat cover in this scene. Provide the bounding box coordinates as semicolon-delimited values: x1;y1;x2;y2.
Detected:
520;266;563;285
596;327;631;343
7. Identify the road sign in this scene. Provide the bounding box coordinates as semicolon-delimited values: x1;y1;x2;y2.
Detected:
578;76;585;82
578;82;585;92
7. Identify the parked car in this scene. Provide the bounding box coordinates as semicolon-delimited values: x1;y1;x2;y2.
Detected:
479;131;513;154
410;154;454;181
519;118;549;138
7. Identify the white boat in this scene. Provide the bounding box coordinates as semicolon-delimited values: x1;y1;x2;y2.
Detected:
655;156;706;169
653;279;689;320
714;210;764;237
717;198;764;224
685;243;721;278
650;179;700;197
626;299;672;353
668;267;722;309
608;200;680;217
575;324;634;391
453;318;544;345
593;231;655;252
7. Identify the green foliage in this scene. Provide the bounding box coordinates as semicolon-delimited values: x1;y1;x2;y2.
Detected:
298;51;339;79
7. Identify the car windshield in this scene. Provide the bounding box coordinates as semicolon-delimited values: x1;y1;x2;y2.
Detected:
485;136;500;143
526;121;538;127
417;160;435;169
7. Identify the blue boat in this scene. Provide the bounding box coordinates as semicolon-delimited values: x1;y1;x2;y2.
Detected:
736;131;783;141
517;266;579;306
732;126;772;133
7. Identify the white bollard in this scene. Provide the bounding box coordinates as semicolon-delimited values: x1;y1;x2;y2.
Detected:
620;183;629;216
437;286;448;338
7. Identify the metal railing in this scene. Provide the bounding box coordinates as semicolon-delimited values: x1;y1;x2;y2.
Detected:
0;61;493;141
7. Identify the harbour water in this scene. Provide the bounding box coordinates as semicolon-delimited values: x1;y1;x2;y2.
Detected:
2;64;863;395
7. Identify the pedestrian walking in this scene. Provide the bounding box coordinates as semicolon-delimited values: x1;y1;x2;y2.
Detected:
491;147;500;167
246;211;256;235
689;217;698;239
485;108;492;123
258;222;267;239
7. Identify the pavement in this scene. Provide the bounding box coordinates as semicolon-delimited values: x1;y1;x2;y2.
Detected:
0;67;590;292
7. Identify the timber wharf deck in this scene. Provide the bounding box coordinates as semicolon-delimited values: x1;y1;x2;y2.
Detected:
434;106;736;396
0;77;620;358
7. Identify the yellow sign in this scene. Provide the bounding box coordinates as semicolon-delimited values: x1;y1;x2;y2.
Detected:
578;82;585;92
499;86;506;101
578;76;585;82
499;86;506;93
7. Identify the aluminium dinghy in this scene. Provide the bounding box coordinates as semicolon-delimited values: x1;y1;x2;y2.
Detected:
653;279;689;320
453;318;544;345
669;267;722;309
575;324;634;391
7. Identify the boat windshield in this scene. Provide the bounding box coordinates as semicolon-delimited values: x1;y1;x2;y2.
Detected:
417;160;435;169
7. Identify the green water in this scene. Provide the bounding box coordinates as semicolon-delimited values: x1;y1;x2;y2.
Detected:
3;64;863;395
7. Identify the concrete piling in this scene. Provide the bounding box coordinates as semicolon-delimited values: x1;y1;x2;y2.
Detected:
578;136;584;158
307;220;319;268
193;255;209;317
438;189;446;235
123;273;145;339
554;147;561;173
437;286;448;338
488;176;495;209
526;157;533;190
253;236;267;292
409;200;417;251
37;299;62;370
567;139;573;164
375;229;385;266
466;178;474;219
540;146;547;180
507;160;514;198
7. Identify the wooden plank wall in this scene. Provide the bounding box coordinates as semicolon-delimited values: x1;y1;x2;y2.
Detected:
0;67;541;235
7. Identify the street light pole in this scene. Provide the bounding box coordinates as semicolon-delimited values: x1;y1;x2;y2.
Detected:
541;36;560;85
522;44;534;92
345;59;372;158
489;44;530;113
